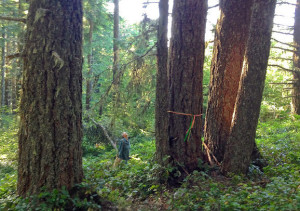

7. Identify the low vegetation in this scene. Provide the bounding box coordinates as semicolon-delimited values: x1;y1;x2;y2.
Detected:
0;114;299;210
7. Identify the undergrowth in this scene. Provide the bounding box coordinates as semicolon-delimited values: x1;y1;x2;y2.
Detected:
0;115;299;210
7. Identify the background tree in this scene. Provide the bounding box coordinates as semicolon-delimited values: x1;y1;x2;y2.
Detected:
0;26;5;108
82;0;112;116
292;0;300;114
155;0;169;165
110;0;120;129
204;0;253;163
85;18;94;111
0;0;27;115
168;0;207;173
18;0;84;196
222;0;277;175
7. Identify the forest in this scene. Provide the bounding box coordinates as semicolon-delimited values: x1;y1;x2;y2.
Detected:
0;0;299;210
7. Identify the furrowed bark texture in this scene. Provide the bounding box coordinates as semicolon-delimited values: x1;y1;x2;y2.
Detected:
222;0;276;175
292;0;300;114
204;0;253;163
155;0;169;165
168;0;207;172
18;0;83;196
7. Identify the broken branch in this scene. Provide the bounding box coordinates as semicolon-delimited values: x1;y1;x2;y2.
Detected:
0;16;26;23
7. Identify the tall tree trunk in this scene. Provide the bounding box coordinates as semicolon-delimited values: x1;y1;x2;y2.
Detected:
110;0;120;129
113;0;120;80
204;0;253;163
168;0;207;173
1;27;5;108
4;62;10;107
11;40;17;112
16;0;26;102
222;0;276;175
86;20;94;111
292;0;300;115
4;40;10;108
18;0;84;196
155;0;169;165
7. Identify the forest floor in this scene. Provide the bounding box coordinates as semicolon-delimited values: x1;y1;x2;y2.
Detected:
0;115;299;210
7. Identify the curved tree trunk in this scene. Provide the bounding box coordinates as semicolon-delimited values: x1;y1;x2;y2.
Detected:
168;0;207;173
222;0;276;175
292;0;300;115
18;0;83;196
204;0;253;163
155;0;169;165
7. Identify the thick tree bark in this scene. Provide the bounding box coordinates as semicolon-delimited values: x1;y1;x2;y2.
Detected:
292;0;300;114
204;0;253;163
291;72;300;114
18;0;84;196
222;0;276;175
168;0;207;173
86;20;94;111
155;0;169;165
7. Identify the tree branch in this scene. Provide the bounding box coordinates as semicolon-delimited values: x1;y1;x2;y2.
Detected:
268;82;295;85
272;30;294;36
6;52;24;61
276;1;298;6
273;23;294;29
274;14;294;19
142;1;159;4
271;38;298;49
208;4;219;9
283;95;298;98
271;46;297;53
270;57;293;61
0;16;26;23
268;64;298;73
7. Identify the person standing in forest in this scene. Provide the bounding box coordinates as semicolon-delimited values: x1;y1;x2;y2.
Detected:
113;132;130;167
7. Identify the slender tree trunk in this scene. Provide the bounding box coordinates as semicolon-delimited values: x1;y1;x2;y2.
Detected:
113;0;120;80
168;0;207;173
18;0;84;196
4;40;10;108
222;0;276;175
155;0;169;165
204;0;253;163
11;40;17;112
1;28;5;107
292;0;300;114
86;20;94;111
4;63;10;108
110;0;120;130
11;77;17;111
16;0;25;102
